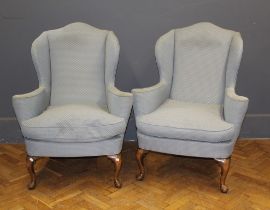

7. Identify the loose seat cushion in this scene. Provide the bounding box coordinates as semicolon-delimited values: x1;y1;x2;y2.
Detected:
22;104;126;142
136;99;234;143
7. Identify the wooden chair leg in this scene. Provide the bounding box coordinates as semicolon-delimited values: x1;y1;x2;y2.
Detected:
107;153;122;188
136;148;148;181
26;155;39;190
215;157;231;193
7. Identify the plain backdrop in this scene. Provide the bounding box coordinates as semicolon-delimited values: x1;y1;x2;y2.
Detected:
0;0;270;142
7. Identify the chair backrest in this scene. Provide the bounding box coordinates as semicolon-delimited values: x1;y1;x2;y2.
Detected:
156;22;242;105
31;22;120;107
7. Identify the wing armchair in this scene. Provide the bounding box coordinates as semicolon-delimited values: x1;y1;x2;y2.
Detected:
132;22;248;193
12;23;133;189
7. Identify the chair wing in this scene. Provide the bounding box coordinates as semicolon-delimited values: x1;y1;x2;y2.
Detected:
105;31;133;121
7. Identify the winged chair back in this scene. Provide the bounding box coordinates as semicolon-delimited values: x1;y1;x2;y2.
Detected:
13;23;133;189
31;22;119;107
155;22;243;105
132;23;248;193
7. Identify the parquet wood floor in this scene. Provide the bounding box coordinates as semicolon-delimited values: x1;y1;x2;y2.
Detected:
0;139;269;210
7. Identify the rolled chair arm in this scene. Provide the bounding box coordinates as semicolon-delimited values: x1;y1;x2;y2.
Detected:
132;80;169;117
107;85;133;122
12;86;49;124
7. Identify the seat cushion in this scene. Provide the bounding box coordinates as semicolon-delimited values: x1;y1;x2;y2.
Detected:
22;104;126;142
136;99;234;143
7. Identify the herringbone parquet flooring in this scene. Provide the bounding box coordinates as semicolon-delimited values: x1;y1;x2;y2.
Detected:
0;140;269;210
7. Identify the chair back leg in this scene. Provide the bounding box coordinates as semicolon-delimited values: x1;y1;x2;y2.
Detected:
136;148;148;181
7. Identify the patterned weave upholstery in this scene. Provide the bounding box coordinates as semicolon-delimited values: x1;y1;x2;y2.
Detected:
12;23;133;157
48;28;107;106
22;104;126;142
132;22;249;158
171;25;233;104
136;99;234;143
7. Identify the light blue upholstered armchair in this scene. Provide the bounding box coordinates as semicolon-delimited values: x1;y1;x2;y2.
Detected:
12;23;133;189
132;22;249;193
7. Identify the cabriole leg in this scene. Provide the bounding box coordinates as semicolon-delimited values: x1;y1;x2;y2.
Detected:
215;157;231;193
107;154;122;188
26;155;40;190
136;148;148;181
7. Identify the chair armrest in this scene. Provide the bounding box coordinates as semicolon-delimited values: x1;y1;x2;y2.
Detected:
224;87;249;126
107;85;133;122
12;86;49;124
132;81;169;117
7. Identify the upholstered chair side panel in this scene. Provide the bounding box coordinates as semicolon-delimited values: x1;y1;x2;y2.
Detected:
131;30;175;117
105;31;133;122
155;29;175;87
105;31;120;87
225;32;243;89
31;32;51;95
224;33;248;144
12;32;51;125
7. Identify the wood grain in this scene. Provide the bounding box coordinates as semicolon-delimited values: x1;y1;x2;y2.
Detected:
0;140;269;209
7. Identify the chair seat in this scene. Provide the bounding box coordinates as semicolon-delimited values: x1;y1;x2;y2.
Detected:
136;99;234;143
22;104;126;142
